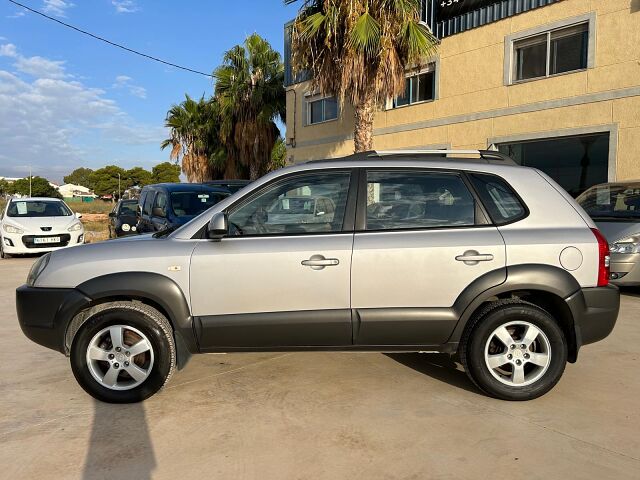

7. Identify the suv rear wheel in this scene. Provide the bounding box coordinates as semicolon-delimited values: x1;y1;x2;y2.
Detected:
70;301;175;403
460;300;567;401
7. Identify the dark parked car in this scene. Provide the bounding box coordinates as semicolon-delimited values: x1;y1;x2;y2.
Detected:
108;199;139;238
136;183;230;234
204;179;251;194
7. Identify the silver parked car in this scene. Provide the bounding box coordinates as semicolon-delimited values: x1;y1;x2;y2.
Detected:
577;181;640;286
16;150;619;403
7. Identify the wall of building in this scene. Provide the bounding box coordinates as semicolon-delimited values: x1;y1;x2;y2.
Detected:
285;0;640;181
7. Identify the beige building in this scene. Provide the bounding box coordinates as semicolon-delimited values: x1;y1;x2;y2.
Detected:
284;0;640;196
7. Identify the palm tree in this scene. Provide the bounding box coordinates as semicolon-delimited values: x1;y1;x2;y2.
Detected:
161;95;226;182
214;34;286;180
291;0;438;152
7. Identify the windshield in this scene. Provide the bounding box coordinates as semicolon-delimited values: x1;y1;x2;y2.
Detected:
270;197;315;214
7;200;72;218
578;184;640;219
170;191;227;217
118;201;138;216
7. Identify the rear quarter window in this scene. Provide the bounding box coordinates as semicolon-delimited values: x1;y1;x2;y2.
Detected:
469;173;527;225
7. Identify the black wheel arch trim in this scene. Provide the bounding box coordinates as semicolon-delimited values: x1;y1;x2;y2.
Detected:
448;264;583;353
75;272;197;367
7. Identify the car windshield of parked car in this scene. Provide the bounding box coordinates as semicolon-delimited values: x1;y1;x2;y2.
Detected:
170;191;227;217
118;201;138;216
7;200;72;218
578;184;640;220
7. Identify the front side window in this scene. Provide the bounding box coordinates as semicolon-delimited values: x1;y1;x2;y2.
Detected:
307;96;338;125
393;68;436;108
154;192;168;216
365;171;475;230
142;191;155;216
7;200;72;217
513;22;588;82
228;171;351;236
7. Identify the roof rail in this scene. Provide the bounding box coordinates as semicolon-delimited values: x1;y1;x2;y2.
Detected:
372;149;517;165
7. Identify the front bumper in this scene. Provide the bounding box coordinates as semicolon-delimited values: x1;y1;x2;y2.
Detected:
566;285;620;353
609;253;640;286
2;232;84;255
16;285;91;353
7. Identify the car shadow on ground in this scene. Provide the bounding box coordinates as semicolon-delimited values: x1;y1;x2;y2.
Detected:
385;353;482;395
82;399;156;480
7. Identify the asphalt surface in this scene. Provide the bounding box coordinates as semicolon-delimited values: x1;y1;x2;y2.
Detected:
1;257;639;479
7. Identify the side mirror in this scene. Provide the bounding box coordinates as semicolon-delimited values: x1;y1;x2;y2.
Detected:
108;212;116;218
75;212;83;219
152;207;165;218
207;212;228;241
136;205;142;219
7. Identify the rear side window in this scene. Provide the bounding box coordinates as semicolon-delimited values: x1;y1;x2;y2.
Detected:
366;171;476;230
469;173;526;225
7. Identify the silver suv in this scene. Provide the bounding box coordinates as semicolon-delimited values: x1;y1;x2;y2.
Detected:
16;151;620;403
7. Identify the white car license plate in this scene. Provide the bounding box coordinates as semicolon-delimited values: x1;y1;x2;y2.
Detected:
34;236;60;244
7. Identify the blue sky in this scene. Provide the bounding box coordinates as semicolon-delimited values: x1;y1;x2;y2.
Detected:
0;0;298;182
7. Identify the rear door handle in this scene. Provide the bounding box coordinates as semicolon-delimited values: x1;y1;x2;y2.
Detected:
301;254;339;270
455;250;494;265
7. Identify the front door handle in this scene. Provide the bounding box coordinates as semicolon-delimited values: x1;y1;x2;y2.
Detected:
301;254;339;270
455;250;494;265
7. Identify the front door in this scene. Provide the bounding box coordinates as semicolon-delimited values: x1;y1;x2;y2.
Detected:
351;169;507;346
190;170;356;350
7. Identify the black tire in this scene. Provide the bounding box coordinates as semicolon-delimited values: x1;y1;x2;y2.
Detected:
0;239;10;259
460;300;567;401
70;301;176;403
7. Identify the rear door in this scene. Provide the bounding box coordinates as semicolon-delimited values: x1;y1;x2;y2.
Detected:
351;169;507;346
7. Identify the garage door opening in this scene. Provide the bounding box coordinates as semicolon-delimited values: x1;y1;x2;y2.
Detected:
497;132;610;197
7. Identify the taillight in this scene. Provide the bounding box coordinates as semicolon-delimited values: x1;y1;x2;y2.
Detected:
591;228;610;287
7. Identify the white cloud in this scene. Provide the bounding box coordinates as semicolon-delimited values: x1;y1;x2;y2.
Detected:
6;10;26;19
0;44;18;58
42;0;74;17
112;1;139;13
15;56;67;79
1;43;67;79
112;74;147;99
0;45;163;180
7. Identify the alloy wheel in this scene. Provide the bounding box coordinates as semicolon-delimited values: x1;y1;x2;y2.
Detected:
85;324;154;391
483;321;551;387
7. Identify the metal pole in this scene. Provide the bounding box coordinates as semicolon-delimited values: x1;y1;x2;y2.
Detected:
29;165;32;197
118;173;121;200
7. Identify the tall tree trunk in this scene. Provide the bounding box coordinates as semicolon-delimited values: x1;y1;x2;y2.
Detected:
249;162;260;181
353;89;376;152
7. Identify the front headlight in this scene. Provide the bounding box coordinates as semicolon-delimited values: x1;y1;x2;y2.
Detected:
3;223;24;234
121;224;131;232
610;235;640;254
26;253;51;286
68;222;83;232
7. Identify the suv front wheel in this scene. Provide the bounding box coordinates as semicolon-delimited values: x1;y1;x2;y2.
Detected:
460;300;567;401
70;301;176;403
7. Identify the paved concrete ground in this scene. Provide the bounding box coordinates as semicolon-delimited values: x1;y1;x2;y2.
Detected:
1;257;639;480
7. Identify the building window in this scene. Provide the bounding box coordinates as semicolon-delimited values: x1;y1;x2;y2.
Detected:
393;67;436;108
497;132;609;197
509;18;591;83
306;96;338;125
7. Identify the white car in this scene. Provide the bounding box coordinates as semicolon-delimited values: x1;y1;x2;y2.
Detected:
1;197;84;258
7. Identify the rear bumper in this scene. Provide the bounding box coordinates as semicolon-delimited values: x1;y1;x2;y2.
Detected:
566;285;620;352
16;285;91;354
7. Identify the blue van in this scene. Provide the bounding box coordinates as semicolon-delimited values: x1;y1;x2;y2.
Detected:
137;183;230;234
